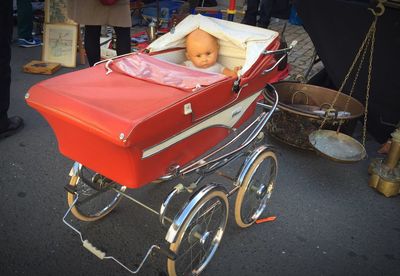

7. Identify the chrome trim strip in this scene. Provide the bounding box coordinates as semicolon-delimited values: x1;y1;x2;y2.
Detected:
142;92;261;159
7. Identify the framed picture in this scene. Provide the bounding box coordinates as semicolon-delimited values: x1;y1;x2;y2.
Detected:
42;23;78;67
45;0;76;24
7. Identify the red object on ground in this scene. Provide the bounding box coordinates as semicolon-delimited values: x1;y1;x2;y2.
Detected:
256;216;277;224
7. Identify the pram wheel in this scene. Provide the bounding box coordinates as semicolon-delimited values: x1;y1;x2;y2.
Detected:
67;166;126;222
235;148;277;228
167;186;228;276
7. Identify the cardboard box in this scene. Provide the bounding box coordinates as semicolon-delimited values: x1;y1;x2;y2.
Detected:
23;60;61;75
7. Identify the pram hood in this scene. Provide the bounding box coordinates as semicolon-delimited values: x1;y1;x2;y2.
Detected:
27;64;203;147
147;14;279;74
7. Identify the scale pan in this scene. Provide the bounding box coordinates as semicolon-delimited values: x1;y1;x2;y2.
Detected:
309;130;367;163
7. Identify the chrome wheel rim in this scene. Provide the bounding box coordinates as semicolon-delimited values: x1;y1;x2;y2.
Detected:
174;196;227;275
73;167;126;218
240;155;276;224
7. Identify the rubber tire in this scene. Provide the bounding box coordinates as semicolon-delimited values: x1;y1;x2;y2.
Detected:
167;190;229;276
234;150;277;228
67;173;125;222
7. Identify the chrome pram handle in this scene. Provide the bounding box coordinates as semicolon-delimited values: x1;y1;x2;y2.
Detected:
261;40;297;76
263;40;298;56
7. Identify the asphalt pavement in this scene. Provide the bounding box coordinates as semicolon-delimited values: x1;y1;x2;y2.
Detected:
0;21;399;276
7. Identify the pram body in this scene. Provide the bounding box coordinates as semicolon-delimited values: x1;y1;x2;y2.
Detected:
26;15;286;189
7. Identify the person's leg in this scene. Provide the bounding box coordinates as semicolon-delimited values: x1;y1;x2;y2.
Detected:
16;0;41;47
0;0;23;137
84;25;102;66
16;0;33;40
0;0;13;129
242;0;260;26
258;0;276;28
114;27;131;56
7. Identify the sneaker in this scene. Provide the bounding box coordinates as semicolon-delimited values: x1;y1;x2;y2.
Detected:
17;38;42;48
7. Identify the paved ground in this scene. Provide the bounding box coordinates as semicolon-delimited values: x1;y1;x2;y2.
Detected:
0;14;399;276
267;18;324;80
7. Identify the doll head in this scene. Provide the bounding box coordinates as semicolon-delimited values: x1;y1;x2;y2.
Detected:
185;29;219;69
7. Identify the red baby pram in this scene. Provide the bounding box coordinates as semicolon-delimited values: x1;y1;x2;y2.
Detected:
26;14;294;275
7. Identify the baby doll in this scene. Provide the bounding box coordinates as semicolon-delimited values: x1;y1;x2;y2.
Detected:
183;29;241;78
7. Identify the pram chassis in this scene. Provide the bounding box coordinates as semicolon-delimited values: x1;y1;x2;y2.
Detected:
62;81;280;275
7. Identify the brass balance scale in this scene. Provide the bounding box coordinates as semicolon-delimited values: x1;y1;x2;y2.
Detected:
308;1;400;196
308;1;382;163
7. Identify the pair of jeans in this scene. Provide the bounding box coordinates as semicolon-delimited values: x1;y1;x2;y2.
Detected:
0;0;13;129
258;0;276;27
84;25;131;66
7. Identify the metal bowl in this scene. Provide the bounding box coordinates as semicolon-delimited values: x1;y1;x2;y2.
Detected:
264;82;365;150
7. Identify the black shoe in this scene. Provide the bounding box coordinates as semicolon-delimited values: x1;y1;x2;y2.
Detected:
0;116;24;139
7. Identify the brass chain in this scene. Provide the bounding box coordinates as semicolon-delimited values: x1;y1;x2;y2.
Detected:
362;20;377;146
318;21;373;130
336;28;371;132
337;22;374;133
318;8;381;144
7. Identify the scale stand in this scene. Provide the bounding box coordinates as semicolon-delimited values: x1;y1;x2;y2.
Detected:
369;128;400;197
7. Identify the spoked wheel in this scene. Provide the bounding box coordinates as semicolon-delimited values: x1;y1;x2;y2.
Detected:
67;166;126;222
167;187;228;276
235;149;277;228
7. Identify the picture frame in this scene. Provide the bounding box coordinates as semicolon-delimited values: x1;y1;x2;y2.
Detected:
44;0;76;24
42;23;78;67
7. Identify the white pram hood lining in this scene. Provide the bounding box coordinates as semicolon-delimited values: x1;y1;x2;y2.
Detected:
147;14;279;74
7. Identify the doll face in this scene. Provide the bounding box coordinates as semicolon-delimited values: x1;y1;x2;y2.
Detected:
186;30;219;69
